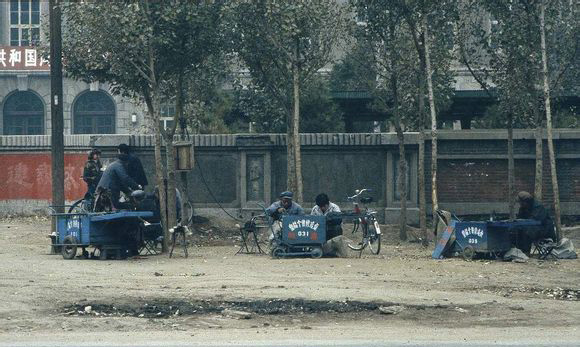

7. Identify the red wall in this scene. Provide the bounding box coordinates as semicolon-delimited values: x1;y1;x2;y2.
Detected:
0;153;87;200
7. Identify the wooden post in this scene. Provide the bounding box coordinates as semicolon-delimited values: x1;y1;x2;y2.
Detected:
50;0;64;222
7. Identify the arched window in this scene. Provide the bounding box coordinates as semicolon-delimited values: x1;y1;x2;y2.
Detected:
3;90;44;135
73;91;115;134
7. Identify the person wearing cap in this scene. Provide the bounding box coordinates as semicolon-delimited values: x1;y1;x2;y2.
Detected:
118;143;148;188
82;149;103;198
266;191;304;220
515;191;556;253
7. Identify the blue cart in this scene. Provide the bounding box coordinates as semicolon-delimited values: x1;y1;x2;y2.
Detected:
454;219;542;259
271;215;326;258
52;210;153;260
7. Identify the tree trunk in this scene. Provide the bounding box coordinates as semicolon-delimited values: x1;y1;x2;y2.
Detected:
292;42;303;203
165;139;177;230
164;73;184;233
507;114;516;219
148;91;169;252
534;125;543;201
416;33;428;245
418;130;427;244
142;0;168;252
396;129;407;241
389;46;407;241
293;69;303;203
286;104;296;195
423;18;439;224
417;66;427;245
540;1;561;240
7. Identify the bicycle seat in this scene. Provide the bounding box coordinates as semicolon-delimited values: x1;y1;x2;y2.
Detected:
360;197;373;204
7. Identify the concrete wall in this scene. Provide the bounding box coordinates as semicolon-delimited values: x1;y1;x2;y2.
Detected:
0;130;579;223
0;75;148;135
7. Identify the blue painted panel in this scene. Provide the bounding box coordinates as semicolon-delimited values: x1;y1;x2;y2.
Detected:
432;220;456;259
488;219;541;228
455;222;488;251
90;211;152;222
57;214;91;244
282;215;326;245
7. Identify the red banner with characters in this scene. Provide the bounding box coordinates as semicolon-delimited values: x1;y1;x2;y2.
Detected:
0;46;50;71
0;153;86;200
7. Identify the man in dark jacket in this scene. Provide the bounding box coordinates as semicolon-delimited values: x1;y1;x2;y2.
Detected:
96;154;140;209
118;143;148;188
515;191;556;253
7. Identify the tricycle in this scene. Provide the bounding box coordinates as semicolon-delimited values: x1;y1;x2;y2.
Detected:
432;210;542;260
51;207;152;260
271;215;327;259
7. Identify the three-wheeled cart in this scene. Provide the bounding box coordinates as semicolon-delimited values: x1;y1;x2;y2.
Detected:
52;209;153;260
271;215;326;258
453;219;542;260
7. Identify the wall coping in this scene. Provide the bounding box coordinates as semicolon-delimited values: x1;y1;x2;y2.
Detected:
0;129;578;149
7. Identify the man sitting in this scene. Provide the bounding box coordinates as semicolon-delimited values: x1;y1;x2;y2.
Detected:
265;191;304;241
266;191;304;220
311;193;343;240
515;191;556;253
95;154;141;210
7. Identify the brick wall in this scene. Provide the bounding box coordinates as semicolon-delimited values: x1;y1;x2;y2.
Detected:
0;130;578;220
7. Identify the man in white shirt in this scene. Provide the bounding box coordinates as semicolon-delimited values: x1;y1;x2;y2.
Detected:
311;193;341;216
311;193;342;240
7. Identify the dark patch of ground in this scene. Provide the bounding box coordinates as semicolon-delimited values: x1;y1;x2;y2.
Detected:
62;298;472;320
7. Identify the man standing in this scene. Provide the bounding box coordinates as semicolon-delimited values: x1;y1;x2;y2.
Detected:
96;154;140;210
516;191;556;253
82;149;102;198
118;143;148;188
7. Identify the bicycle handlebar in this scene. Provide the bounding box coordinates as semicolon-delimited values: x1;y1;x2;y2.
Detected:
347;188;373;201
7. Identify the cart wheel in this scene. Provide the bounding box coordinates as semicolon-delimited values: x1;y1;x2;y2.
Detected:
82;248;90;259
271;246;285;259
462;245;475;261
62;236;78;260
311;247;323;259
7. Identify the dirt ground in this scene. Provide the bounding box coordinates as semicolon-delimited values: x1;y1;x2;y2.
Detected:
0;216;579;345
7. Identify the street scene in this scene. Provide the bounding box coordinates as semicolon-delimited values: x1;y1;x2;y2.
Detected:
0;217;579;346
0;0;579;346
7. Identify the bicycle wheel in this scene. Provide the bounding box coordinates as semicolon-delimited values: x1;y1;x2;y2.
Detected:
182;200;194;226
347;236;366;251
367;219;381;255
68;198;87;214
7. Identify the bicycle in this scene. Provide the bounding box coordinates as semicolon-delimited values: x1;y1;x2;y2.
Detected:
69;189;94;213
345;188;382;256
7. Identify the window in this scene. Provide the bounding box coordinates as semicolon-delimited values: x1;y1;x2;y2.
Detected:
159;102;176;130
3;91;44;135
73;91;115;134
10;0;41;46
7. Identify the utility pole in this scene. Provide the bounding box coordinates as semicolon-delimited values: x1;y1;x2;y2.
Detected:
50;0;64;220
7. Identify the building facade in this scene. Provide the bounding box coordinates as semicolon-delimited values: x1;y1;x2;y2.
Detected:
0;0;149;135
